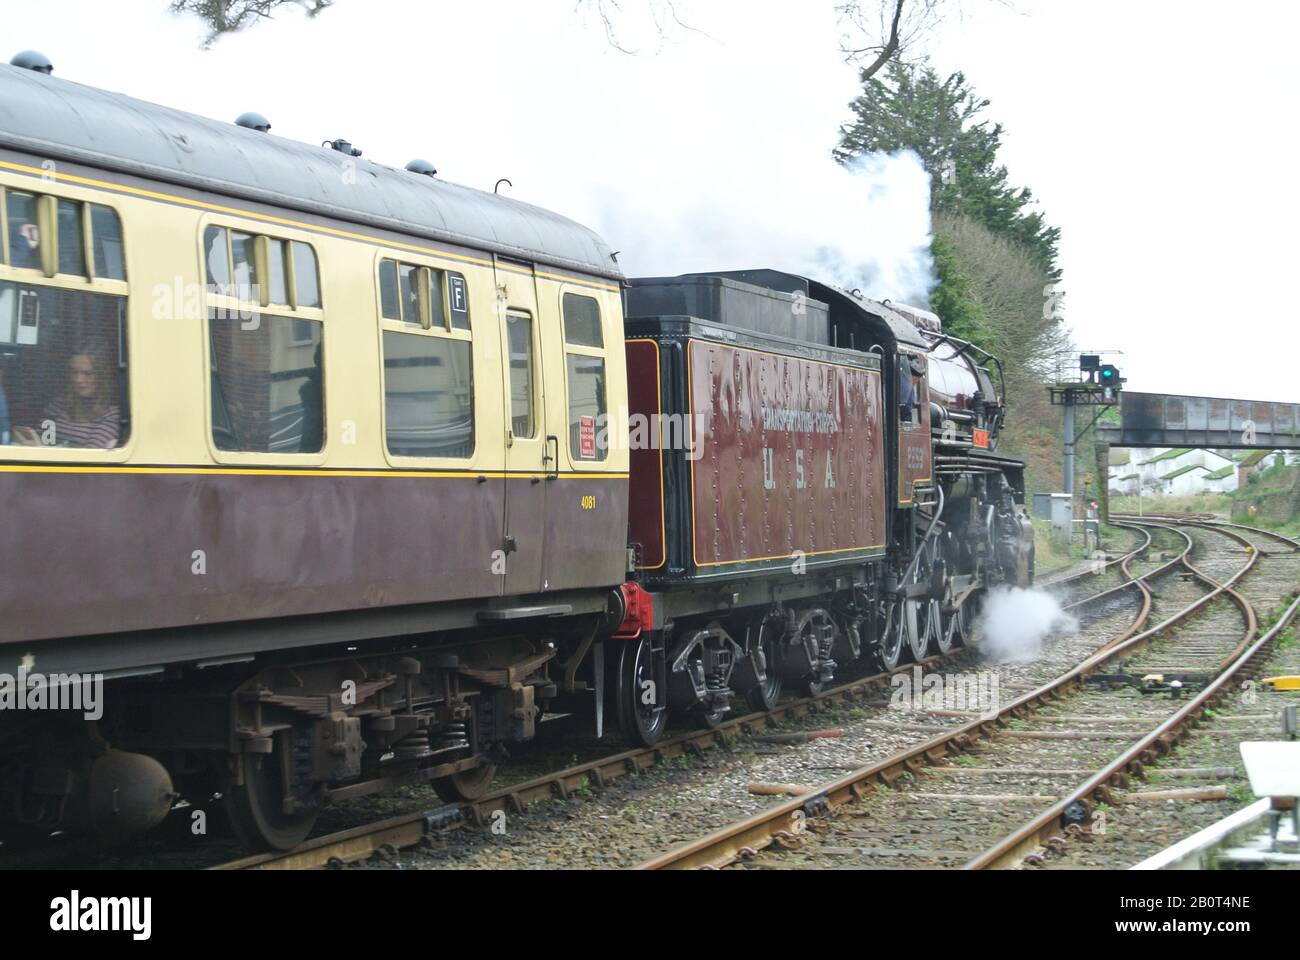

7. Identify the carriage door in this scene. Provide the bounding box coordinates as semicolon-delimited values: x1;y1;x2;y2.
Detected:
495;257;548;595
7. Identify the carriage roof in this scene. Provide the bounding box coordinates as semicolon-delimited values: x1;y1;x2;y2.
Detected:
0;64;623;281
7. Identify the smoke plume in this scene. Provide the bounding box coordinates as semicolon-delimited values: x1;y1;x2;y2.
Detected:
974;586;1079;663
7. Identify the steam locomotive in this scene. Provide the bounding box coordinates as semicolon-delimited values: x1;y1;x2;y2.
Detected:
0;58;1033;851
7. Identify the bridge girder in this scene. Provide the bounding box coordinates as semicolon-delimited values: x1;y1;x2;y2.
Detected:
1096;391;1300;449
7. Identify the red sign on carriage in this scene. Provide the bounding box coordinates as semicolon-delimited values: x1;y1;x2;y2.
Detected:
973;428;991;449
579;415;597;459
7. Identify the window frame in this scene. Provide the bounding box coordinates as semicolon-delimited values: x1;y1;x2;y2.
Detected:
505;309;537;442
0;185;129;288
559;286;609;465
0;179;132;464
374;250;476;467
375;254;465;332
198;216;327;465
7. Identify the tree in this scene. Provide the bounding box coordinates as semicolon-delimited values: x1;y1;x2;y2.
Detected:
169;0;332;46
835;61;1059;276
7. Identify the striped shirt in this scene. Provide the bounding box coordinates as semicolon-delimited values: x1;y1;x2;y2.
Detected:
43;400;121;449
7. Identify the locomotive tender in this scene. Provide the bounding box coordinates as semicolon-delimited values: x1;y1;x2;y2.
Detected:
0;61;1033;850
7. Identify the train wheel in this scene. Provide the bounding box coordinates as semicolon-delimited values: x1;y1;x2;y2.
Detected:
912;598;938;660
876;599;908;672
698;705;729;729
911;540;942;660
936;599;969;653
222;742;320;852
744;615;785;713
433;762;498;804
617;633;668;748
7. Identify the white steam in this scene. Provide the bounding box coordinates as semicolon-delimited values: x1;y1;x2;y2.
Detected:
586;150;935;303
974;587;1079;663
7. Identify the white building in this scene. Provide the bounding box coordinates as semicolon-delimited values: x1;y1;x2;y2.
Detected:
1108;447;1239;496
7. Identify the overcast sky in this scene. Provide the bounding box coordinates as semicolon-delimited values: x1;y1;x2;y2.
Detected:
6;0;1295;402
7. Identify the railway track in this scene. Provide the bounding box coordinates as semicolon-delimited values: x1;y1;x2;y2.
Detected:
206;522;1174;870
1049;520;1300;869
635;518;1299;870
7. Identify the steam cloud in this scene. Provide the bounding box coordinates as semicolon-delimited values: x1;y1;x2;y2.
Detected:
578;150;935;304
974;586;1079;663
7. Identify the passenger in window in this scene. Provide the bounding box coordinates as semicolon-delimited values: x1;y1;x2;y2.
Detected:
9;217;41;270
297;342;323;452
12;349;120;448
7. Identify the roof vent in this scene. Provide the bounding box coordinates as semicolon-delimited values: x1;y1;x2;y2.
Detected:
10;50;53;75
405;158;437;177
235;111;271;132
325;138;362;157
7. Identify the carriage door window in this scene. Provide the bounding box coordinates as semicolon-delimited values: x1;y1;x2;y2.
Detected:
562;293;606;462
506;312;535;440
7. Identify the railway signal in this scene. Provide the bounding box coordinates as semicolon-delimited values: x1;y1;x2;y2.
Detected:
1048;353;1124;505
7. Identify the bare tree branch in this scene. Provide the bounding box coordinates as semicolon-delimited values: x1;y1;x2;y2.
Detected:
837;1;1013;79
842;0;906;80
170;0;332;47
575;0;715;55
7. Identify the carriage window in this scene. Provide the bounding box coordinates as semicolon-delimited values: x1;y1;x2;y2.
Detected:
381;330;473;458
379;259;400;320
90;204;126;280
56;201;86;276
266;238;288;304
0;280;129;449
292;241;321;308
208;312;323;453
2;193;124;279
379;258;463;330
204;226;230;289
566;354;606;461
507;313;535;439
230;231;258;296
7;192;41;270
428;269;446;330
563;293;602;347
398;263;419;324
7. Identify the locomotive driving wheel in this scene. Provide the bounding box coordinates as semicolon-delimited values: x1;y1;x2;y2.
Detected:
617;632;668;748
222;734;321;852
937;596;970;653
903;540;937;663
933;536;964;654
875;597;911;672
